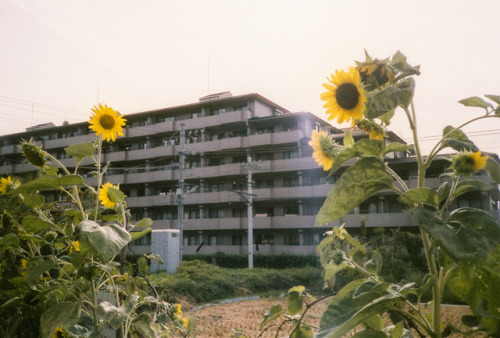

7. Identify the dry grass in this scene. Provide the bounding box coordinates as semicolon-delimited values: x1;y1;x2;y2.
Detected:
184;297;475;338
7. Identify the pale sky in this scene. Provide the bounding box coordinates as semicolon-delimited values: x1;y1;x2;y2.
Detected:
1;0;499;156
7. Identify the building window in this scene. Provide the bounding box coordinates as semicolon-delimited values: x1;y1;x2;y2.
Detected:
284;177;299;187
188;209;200;219
285;233;300;245
209;208;225;219
303;204;321;215
359;199;378;214
232;156;247;163
231;235;247;245
283;150;299;159
256;179;273;188
284;206;299;216
233;130;247;137
256;153;273;161
256;207;273;217
283;123;297;132
256;234;274;245
232;207;248;218
188;235;200;246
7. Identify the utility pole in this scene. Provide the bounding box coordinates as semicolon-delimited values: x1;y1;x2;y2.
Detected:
247;153;254;268
177;124;185;262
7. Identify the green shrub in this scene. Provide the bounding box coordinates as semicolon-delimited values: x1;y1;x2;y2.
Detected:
140;260;323;304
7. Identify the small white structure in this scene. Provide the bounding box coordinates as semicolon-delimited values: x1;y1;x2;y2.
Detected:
150;229;180;273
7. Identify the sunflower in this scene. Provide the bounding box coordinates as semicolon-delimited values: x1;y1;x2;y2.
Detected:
355;119;385;140
0;176;18;195
308;130;340;171
321;67;367;126
450;151;488;177
69;240;80;252
88;104;126;142
99;182;120;209
53;328;65;338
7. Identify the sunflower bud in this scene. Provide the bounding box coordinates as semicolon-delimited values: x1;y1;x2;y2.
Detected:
21;139;48;168
450;151;488;177
44;231;58;242
354;119;385;140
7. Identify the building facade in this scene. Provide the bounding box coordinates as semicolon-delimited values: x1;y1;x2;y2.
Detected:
1;92;499;256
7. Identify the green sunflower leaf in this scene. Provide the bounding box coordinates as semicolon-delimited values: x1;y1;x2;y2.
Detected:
9;175;84;194
377;108;395;126
260;304;283;328
485;94;500;105
351;330;388;338
23;194;45;208
394;78;415;108
454;179;493;198
64;142;96;163
22;215;54;233
134;217;153;228
316;157;394;225
447;208;500;246
364;314;385;330
440;126;479;152
329;148;358;174
108;186;126;205
353;139;385;158
344;131;354;147
288;286;306;316
458;96;488;109
79;220;131;260
384;142;413;155
291;324;313;338
398;187;441;208
317;279;403;338
130;228;152;241
408;208;490;264
486;157;500;184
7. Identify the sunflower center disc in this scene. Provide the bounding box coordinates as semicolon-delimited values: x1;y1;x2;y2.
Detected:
336;83;360;110
100;114;116;129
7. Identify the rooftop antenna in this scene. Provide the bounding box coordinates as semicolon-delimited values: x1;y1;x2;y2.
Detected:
207;59;210;94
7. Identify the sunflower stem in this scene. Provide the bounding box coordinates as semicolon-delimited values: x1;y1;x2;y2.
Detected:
94;136;103;221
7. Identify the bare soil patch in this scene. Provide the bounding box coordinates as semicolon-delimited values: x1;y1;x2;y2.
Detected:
185;297;474;337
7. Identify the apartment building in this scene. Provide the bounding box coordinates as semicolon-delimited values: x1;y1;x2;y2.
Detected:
1;92;499;256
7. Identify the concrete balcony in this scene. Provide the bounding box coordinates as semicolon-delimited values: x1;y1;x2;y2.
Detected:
269;157;318;172
127;194;177;208
246;130;303;147
125;121;174;138
123;110;247;138
0;144;17;155
43;134;94;150
185;137;244;153
252;184;331;201
177;110;248;130
123;146;175;162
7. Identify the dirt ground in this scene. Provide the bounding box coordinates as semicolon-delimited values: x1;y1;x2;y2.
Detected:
184;297;475;338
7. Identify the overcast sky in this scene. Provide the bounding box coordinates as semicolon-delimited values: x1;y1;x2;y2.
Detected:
1;0;499;156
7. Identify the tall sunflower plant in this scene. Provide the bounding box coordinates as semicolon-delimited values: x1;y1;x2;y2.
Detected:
261;51;500;337
0;105;187;337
